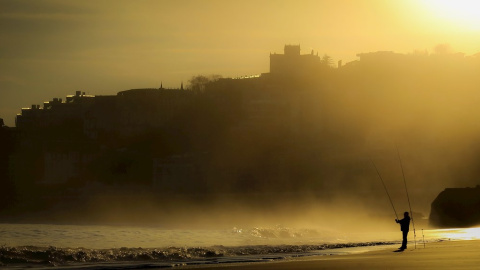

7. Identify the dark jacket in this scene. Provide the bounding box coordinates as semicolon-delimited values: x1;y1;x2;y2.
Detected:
397;216;410;232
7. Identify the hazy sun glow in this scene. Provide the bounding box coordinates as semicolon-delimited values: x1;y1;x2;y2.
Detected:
421;0;480;30
432;227;480;241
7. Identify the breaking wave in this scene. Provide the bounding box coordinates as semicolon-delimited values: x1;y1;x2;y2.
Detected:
1;223;412;268
0;242;394;268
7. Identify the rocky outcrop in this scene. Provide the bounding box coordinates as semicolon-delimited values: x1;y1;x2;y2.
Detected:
429;185;480;228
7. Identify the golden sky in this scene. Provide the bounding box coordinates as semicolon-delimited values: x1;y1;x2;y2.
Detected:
1;0;480;126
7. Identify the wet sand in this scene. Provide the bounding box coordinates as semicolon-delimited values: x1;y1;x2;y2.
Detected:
183;240;480;270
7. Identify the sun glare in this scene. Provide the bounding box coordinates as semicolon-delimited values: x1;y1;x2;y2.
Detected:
433;227;480;241
421;0;480;30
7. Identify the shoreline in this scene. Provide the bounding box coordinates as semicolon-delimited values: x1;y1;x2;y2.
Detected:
2;223;479;269
1;239;478;269
180;240;480;270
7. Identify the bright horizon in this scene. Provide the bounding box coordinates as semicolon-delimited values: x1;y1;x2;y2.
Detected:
1;0;480;126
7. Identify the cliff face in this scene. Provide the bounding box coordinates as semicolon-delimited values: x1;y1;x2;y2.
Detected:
429;186;480;228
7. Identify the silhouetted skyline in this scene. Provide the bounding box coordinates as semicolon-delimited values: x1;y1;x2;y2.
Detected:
2;44;480;226
2;0;480;229
2;0;480;126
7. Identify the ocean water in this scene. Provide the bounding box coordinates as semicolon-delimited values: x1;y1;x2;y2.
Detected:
1;223;479;269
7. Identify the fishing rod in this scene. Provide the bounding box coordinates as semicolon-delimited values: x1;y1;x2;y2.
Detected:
396;146;417;249
370;158;398;220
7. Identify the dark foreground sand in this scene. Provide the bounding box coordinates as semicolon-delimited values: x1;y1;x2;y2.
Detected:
183;240;480;270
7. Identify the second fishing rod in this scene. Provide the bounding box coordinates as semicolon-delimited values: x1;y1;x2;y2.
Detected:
396;146;417;249
370;158;398;220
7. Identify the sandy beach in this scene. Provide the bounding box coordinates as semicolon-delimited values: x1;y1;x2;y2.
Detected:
184;240;480;270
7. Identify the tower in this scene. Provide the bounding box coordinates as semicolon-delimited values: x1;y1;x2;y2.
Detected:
269;44;320;75
284;44;301;56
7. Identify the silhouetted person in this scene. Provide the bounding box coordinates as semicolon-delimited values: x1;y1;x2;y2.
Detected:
396;211;410;250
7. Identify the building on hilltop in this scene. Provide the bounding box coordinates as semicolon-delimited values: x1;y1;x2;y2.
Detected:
15;91;95;131
356;51;400;62
12;84;192;186
108;86;193;138
269;45;322;76
15;86;193;140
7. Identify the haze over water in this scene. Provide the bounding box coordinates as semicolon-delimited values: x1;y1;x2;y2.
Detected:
1;223;480;268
